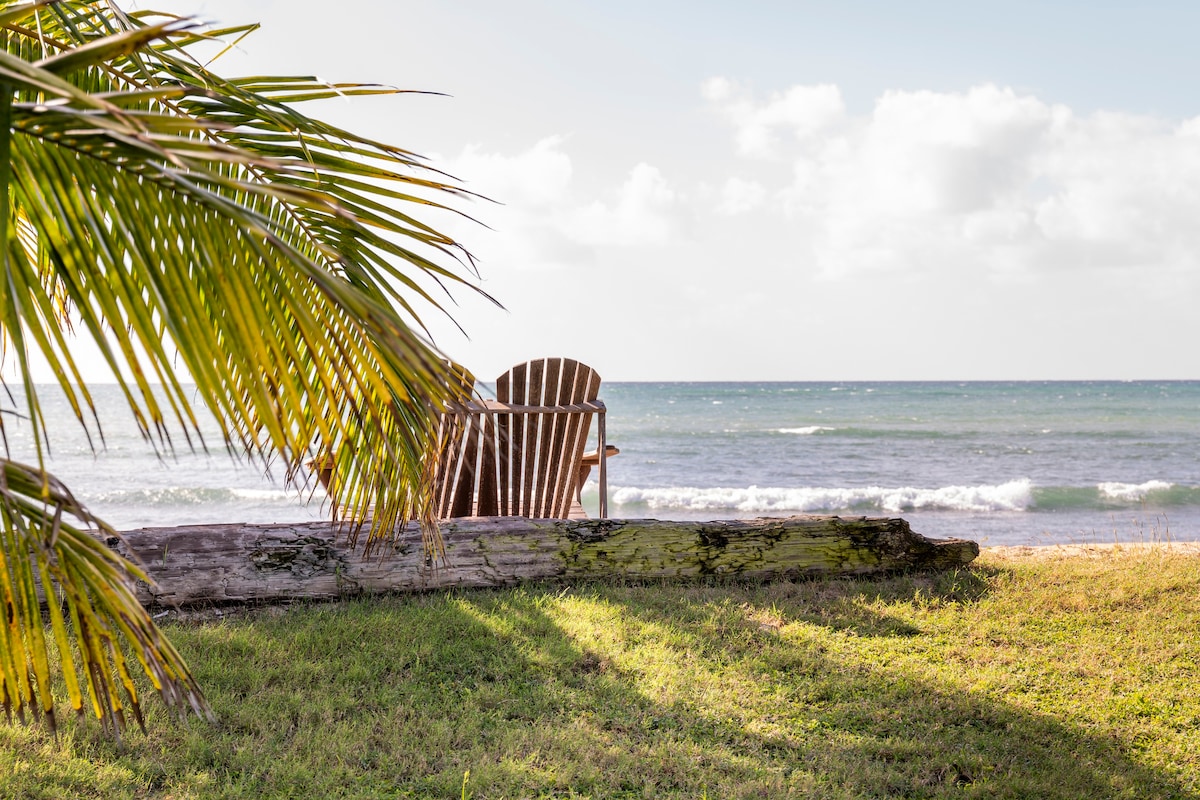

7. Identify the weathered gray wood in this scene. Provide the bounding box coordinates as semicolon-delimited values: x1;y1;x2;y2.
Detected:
108;516;979;610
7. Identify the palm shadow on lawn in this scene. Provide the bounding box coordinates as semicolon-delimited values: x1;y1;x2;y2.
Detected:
580;568;1194;799
27;564;1195;800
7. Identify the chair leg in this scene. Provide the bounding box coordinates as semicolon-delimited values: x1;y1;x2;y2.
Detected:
597;414;607;519
576;465;593;506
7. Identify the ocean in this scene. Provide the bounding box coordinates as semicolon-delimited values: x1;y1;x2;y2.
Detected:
10;381;1200;548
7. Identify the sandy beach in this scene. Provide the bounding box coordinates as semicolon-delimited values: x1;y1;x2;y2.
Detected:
983;540;1200;560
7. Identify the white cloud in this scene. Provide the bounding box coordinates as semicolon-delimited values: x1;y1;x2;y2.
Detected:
425;81;1200;380
438;137;587;272
438;140;684;273
704;79;1200;282
566;163;681;246
705;78;846;158
450;136;572;207
716;177;766;216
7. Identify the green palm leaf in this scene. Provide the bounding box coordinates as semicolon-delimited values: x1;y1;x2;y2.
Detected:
0;0;490;734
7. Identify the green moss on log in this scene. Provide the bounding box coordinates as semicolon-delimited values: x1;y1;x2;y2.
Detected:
112;515;979;609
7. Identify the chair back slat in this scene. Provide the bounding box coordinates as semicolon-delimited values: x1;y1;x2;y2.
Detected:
541;360;572;516
433;364;479;519
532;359;562;516
542;359;579;516
453;419;480;517
489;357;602;518
475;412;500;516
550;363;600;516
520;360;545;514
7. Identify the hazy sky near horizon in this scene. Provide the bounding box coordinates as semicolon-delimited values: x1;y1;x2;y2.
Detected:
135;1;1200;380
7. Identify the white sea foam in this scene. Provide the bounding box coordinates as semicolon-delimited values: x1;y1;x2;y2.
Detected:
1097;480;1173;501
231;487;296;501
84;486;299;506
78;485;323;529
776;426;836;435
609;479;1033;514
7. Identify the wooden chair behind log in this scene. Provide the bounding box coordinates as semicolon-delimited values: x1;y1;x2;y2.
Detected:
433;357;615;519
308;360;478;497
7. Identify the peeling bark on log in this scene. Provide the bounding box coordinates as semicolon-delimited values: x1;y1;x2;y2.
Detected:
109;516;979;610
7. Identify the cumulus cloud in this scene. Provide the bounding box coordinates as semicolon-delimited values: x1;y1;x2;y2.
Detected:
704;80;1200;281
438;137;588;272
440;80;1200;300
438;139;684;271
450;136;572;207
704;77;846;158
566;163;680;246
716;177;766;216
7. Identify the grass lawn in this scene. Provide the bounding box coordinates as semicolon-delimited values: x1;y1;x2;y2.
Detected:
2;544;1198;799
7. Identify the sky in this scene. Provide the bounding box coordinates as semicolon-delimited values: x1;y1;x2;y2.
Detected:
124;1;1200;380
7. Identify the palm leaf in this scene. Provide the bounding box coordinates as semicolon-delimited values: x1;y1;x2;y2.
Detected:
0;459;210;737
0;0;494;734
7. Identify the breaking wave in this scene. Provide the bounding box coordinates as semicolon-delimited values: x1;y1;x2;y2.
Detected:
76;486;326;530
609;480;1034;514
604;479;1200;515
82;486;305;507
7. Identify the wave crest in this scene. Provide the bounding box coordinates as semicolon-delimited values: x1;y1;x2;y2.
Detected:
608;479;1034;514
84;486;298;506
1097;480;1173;502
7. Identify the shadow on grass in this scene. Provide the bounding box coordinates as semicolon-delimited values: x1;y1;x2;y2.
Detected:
772;565;999;638
10;565;1193;799
585;569;1189;799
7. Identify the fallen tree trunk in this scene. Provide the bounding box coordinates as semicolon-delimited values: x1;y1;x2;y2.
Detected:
109;515;979;610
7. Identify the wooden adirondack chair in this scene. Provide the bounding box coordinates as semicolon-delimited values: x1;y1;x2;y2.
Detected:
433;357;616;519
307;360;478;498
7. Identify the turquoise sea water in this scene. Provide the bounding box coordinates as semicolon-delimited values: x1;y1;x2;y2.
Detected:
589;381;1200;547
11;381;1200;547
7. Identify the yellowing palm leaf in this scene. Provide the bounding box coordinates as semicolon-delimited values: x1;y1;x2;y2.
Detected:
0;0;489;735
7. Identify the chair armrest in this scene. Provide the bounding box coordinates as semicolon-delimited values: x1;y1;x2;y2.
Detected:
580;445;620;466
449;399;608;415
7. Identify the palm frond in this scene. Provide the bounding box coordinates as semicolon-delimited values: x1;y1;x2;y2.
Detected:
5;1;493;532
0;0;494;734
0;458;211;737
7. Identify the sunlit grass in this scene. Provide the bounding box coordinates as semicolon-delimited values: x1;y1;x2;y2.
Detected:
2;546;1198;799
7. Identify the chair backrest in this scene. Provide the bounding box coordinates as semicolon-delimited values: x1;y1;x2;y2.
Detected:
433;357;603;519
430;363;481;518
311;360;477;497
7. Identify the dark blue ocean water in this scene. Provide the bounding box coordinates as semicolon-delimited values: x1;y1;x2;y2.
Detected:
13;381;1200;547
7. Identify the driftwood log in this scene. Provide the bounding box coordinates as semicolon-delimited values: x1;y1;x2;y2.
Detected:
109;516;979;610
